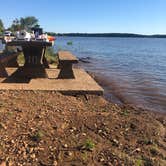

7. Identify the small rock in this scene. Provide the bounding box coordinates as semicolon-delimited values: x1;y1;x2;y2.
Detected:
18;150;22;155
20;147;26;152
23;152;27;159
120;131;123;135
63;144;68;148
35;115;41;119
0;123;7;130
107;162;113;166
11;140;15;144
98;130;102;133
23;142;28;148
38;147;44;151
8;161;13;166
53;160;58;166
99;157;105;162
125;128;129;131
132;148;141;153
70;129;74;133
65;151;72;156
29;148;34;153
53;126;57;130
70;127;76;132
130;123;137;130
14;108;22;112
31;153;36;159
72;127;76;130
112;139;119;146
135;148;141;152
82;133;87;136
102;131;107;136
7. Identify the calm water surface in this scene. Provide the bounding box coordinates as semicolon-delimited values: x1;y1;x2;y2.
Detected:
54;37;166;112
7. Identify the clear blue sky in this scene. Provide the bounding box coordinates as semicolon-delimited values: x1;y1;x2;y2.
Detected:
0;0;166;34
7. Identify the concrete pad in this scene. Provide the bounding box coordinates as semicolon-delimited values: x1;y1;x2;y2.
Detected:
0;67;104;95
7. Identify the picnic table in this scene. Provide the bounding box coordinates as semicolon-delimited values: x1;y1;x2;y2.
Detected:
7;40;52;78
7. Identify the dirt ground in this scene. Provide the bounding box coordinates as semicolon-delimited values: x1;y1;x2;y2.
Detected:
0;90;166;166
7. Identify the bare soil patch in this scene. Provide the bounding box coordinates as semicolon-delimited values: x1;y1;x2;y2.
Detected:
0;91;165;165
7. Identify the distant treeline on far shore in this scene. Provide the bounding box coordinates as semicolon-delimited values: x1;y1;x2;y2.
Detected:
47;32;166;38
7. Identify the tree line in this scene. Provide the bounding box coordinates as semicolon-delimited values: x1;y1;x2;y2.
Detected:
47;33;166;38
0;16;39;34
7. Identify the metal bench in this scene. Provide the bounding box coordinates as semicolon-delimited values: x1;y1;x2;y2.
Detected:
0;52;19;77
57;51;78;79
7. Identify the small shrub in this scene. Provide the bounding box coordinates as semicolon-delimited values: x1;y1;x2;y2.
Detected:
120;109;130;116
143;139;153;145
17;47;58;65
82;152;88;161
45;48;58;65
142;156;153;166
0;102;4;107
84;139;95;151
45;47;55;57
17;52;25;64
135;159;143;166
67;41;73;45
30;130;44;142
7;111;13;116
150;148;159;156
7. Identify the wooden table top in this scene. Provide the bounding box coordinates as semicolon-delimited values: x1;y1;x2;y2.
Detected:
7;40;52;47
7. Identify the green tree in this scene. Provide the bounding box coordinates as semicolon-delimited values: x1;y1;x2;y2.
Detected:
10;18;21;31
9;16;39;32
20;16;39;31
0;19;4;34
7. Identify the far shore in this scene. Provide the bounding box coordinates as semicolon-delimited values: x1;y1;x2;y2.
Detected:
48;32;166;38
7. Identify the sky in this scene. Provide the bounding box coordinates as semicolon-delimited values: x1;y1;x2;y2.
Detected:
0;0;166;34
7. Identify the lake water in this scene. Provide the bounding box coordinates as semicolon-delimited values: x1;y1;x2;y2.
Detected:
54;37;166;113
0;39;5;51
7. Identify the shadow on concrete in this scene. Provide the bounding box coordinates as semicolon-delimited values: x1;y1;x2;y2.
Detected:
2;77;31;83
2;70;31;83
2;66;48;83
57;69;75;79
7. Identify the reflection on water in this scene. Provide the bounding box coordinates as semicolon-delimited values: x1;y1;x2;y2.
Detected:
54;37;166;112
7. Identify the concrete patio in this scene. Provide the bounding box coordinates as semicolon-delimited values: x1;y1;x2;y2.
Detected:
0;67;104;95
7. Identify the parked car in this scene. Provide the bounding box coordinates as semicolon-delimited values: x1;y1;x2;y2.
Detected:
4;31;12;36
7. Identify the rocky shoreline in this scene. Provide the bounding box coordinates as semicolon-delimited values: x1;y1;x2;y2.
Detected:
0;90;166;165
